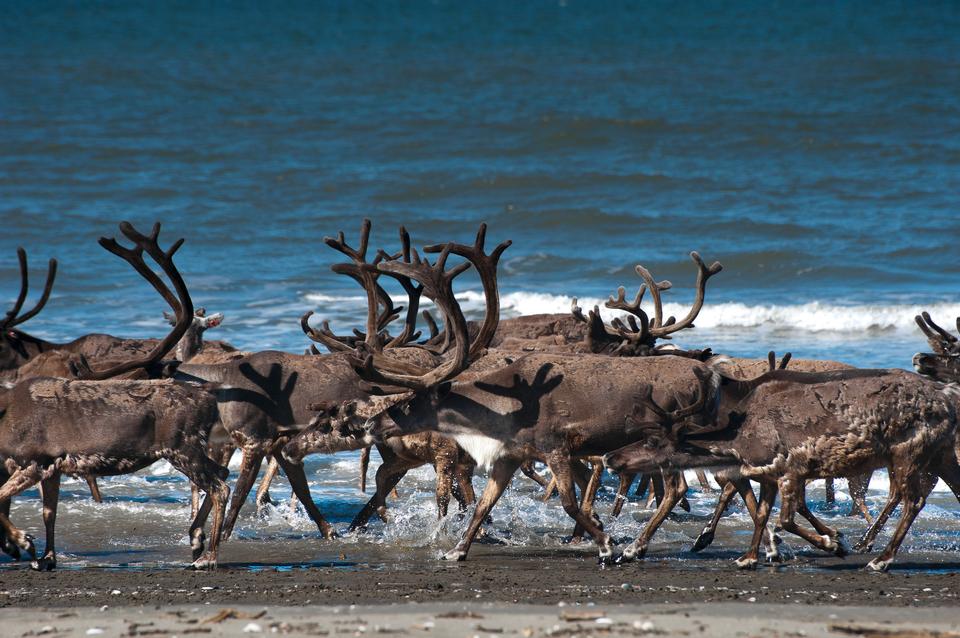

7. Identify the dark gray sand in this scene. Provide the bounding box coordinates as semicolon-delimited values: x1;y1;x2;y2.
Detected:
3;546;960;609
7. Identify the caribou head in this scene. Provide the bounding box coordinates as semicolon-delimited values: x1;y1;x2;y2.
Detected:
914;312;960;383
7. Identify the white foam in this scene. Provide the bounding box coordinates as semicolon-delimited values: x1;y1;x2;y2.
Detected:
304;289;960;335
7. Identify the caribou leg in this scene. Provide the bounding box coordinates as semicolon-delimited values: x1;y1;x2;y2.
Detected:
546;452;613;564
734;479;777;569
847;472;873;522
273;453;337;539
33;470;60;571
433;446;461;519
255;457;281;512
349;447;416;532
442;457;522;562
85;477;103;503
519;460;549;487
856;470;939;552
777;476;847;556
618;471;685;563
0;469;21;560
571;459;604;542
611;472;637;517
692;481;738;552
0;467;42;561
452;461;476;511
695;469;714;493
867;470;928;572
175;452;230;570
221;446;266;539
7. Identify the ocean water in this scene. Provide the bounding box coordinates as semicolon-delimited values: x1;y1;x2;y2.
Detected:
2;2;960;569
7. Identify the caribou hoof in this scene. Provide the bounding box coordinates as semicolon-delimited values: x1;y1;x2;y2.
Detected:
441;547;467;562
833;534;851;558
823;534;848;558
691;528;715;553
322;528;339;540
30;552;57;572
866;557;892;573
854;540;874;554
734;556;758;570
679;497;691;513
189;553;218;570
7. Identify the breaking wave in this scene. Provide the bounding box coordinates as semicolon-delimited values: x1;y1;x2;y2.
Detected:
306;289;960;335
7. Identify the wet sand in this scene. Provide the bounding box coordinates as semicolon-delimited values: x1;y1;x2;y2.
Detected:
3;546;960;609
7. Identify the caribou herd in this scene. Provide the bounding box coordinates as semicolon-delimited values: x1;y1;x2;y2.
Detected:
1;220;959;573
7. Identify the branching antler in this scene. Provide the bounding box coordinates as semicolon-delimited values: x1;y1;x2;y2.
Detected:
79;222;193;380
423;223;511;361
915;311;960;356
570;252;722;358
352;245;472;393
2;247;58;330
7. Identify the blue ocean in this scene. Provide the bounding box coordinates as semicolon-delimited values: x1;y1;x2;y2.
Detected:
1;2;959;568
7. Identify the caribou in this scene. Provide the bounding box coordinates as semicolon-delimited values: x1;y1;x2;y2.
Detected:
603;359;960;571
334;236;730;564
0;222;231;570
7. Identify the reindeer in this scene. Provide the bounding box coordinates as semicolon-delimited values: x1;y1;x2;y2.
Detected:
848;311;960;554
335;237;730;564
0;222;231;570
603;361;960;571
179;221;503;541
291;223;509;533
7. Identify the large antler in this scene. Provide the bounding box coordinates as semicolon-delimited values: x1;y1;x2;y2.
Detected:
78;222;194;380
303;219;404;353
638;252;722;338
572;252;721;356
352;245;472;392
2;247;58;330
423;223;511;361
915;311;960;356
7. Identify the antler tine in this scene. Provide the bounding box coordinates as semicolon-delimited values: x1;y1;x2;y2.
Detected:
80;221;194;380
605;284;652;343
324;219;382;348
423;223;512;361
649;251;722;338
636;384;670;420
3;248;30;328
5;248;60;329
632;264;672;330
10;256;58;327
382;226;426;349
300;311;356;353
421;309;440;339
570;298;587;323
778;352;792;369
